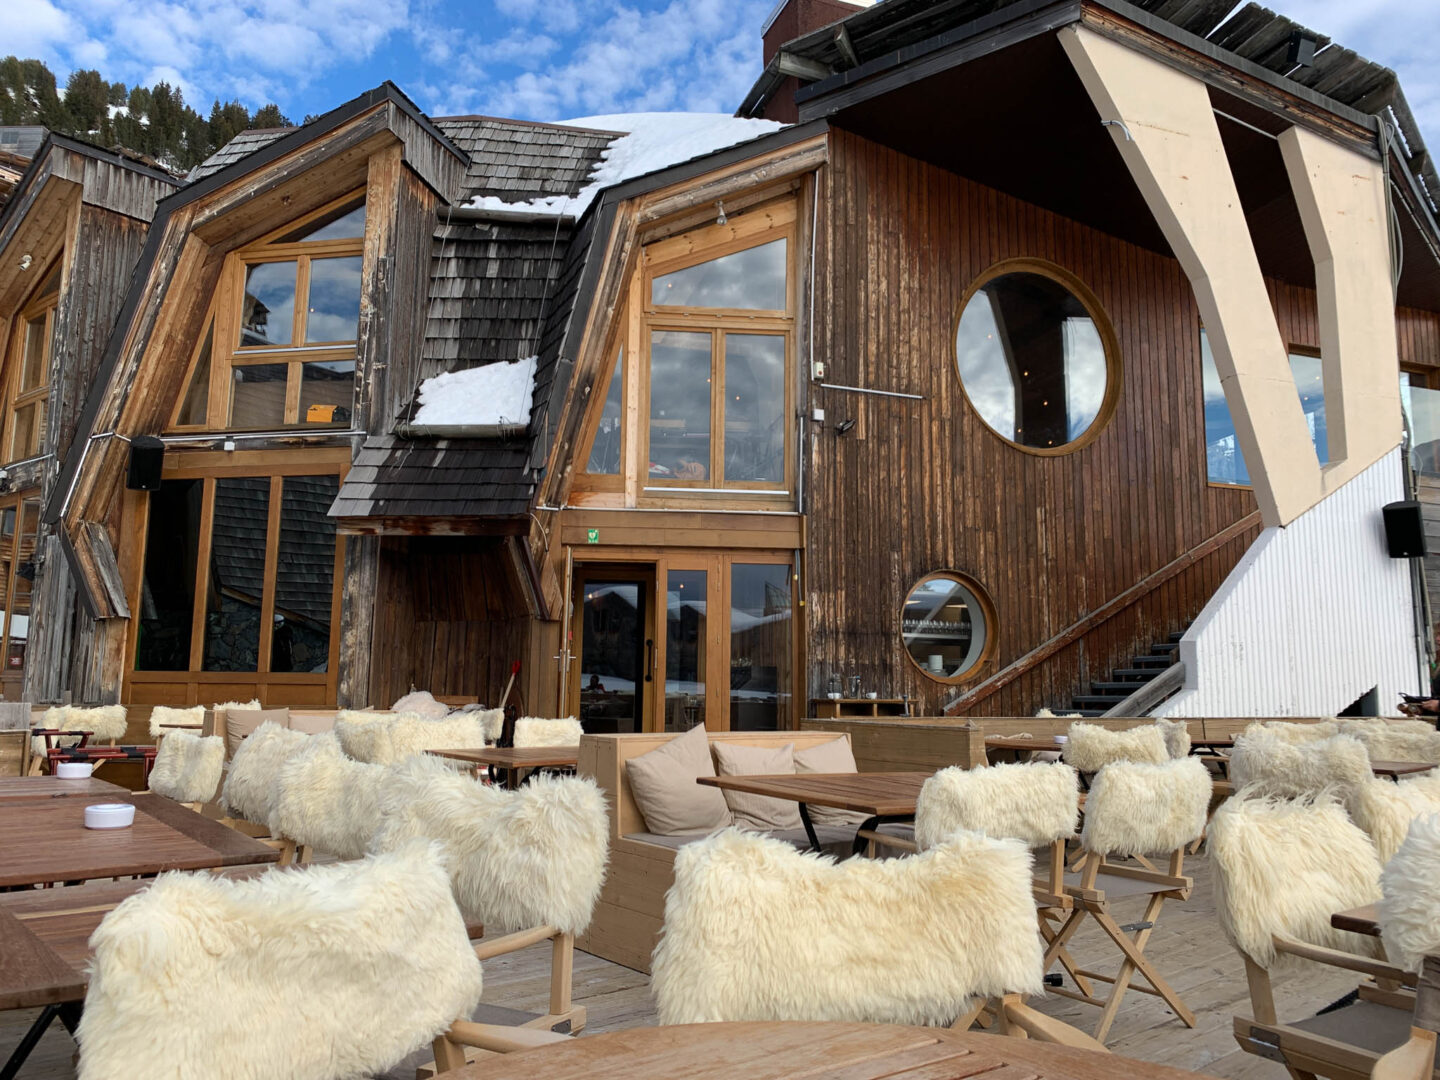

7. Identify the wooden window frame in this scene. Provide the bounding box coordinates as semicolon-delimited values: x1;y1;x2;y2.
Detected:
0;494;41;692
899;570;998;686
125;451;349;706
572;331;628;495
1;261;61;464
167;190;366;435
953;257;1122;458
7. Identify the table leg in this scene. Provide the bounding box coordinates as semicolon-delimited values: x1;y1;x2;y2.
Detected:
797;802;821;853
1;1001;82;1080
851;815;914;858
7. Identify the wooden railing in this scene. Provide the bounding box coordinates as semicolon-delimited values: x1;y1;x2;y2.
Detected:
943;512;1262;716
1099;662;1185;718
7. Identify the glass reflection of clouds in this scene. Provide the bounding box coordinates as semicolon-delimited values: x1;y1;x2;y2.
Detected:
652;239;787;310
955;271;1110;450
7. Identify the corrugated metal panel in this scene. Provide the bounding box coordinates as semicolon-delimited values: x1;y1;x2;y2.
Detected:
1158;449;1425;717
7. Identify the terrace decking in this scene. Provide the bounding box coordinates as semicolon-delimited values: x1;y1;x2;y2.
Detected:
1;851;1360;1079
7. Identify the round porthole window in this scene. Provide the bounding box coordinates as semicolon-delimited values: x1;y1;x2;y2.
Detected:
901;572;994;683
954;262;1118;453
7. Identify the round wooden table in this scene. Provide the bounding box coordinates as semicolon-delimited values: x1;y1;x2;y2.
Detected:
445;1021;1218;1079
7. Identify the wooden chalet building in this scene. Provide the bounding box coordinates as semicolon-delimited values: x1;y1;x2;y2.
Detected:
11;0;1440;723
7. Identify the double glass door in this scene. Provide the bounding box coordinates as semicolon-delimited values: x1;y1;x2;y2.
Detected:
568;554;795;733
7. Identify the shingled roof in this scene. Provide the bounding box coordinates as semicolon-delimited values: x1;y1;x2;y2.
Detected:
329;435;535;520
187;128;295;182
435;115;617;203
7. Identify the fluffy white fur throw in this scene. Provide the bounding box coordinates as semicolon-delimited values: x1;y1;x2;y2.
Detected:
1229;733;1372;798
1340;717;1437;738
147;705;205;738
915;762;1078;850
1060;723;1168;772
1346;774;1440;863
221;722;311;824
1347;727;1440;766
212;699;260;715
148;733;224;805
1154;719;1191;759
336;710;496;764
651;828;1045;1026
36;704;127;753
76;843;483;1080
372;754;609;934
392;690;450;719
1379;812;1440;971
513;716;584;748
1081;756;1211;856
1209;795;1382;970
269;733;388;859
1242;720;1340;745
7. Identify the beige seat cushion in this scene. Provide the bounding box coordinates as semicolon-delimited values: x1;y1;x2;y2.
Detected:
793;737;867;826
625;724;733;835
712;741;803;832
286;711;334;736
225;707;290;760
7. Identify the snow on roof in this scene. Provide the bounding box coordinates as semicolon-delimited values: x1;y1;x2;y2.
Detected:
410;355;537;430
466;112;785;219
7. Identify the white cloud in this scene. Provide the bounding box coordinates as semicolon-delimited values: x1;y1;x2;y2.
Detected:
10;0;90;57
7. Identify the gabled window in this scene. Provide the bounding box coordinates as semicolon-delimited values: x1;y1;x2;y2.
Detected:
3;262;60;463
170;192;365;433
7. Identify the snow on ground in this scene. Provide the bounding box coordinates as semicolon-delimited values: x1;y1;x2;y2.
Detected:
467;112;784;219
410;355;537;428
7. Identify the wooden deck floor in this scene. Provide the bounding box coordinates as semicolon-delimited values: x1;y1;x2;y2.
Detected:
1;851;1362;1078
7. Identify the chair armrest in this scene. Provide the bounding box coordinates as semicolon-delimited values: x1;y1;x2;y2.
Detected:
857;829;915;854
473;925;559;961
445;1020;571;1054
1372;1029;1436;1080
1271;934;1416;986
999;997;1109;1052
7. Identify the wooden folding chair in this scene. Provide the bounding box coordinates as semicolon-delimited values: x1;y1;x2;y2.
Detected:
1041;756;1212;1042
1372;955;1438;1080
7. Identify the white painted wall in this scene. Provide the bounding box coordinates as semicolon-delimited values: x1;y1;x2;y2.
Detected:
1158;450;1426;718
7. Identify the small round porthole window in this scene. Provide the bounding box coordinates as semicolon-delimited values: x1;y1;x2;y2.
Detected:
955;262;1118;453
901;572;993;683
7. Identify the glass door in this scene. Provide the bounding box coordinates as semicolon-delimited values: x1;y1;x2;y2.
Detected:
572;568;650;734
664;568;708;731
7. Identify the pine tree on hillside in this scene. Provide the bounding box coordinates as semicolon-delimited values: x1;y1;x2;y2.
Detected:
62;69;108;134
250;103;292;129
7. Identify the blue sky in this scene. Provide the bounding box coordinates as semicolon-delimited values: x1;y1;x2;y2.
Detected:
10;0;1440;142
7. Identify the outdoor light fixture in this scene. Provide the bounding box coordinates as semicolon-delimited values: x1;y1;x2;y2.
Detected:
836;418;857;435
1287;31;1317;68
715;200;727;226
18;254;31;271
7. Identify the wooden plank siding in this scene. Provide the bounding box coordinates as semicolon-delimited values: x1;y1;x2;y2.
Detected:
804;129;1425;717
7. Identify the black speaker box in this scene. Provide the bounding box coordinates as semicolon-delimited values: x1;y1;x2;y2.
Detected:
1383;500;1427;559
126;435;165;491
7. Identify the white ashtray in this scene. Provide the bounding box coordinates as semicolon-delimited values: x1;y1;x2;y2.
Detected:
84;803;136;830
56;762;94;779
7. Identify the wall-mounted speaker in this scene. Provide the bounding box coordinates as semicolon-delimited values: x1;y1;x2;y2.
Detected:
1383;500;1428;559
126;436;165;491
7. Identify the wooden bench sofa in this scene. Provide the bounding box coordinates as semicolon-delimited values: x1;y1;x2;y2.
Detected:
577;729;861;973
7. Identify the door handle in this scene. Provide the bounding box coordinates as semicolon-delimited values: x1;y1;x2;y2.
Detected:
645;639;655;683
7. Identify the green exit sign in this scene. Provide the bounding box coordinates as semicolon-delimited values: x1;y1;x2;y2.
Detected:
586;528;600;544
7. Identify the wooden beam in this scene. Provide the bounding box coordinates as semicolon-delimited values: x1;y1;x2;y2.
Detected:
775;51;834;82
833;25;861;70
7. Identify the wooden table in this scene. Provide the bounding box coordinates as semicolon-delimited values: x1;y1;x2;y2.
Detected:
427;746;579;789
0;776;128;800
0;793;279;888
1370;760;1437;780
985;735;1063;761
1331;903;1380;937
444;1021;1216;1079
698;772;930;855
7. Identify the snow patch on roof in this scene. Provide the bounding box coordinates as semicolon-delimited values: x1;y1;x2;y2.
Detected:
466;112;785;219
410;356;538;429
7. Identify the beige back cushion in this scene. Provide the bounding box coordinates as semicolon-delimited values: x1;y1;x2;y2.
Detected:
792;736;866;826
287;711;335;736
624;723;733;835
225;707;290;760
712;742;803;832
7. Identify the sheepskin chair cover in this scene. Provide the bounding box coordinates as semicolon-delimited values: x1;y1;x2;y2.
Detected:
1345;774;1440;863
212;699;261;717
1340;717;1438;739
36;704;128;753
372;754;609;934
1060;723;1168;773
148;733;224;805
391;690;450;719
1378;812;1440;971
1348;727;1440;766
914;762;1079;850
335;710;494;765
148;704;205;738
1242;720;1341;745
1154;718;1191;759
267;733;388;859
1080;756;1211;856
1228;733;1372;799
513;716;584;748
651;828;1045;1026
75;842;484;1080
1208;795;1383;971
221;722;311;824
